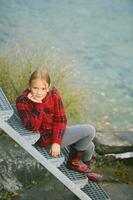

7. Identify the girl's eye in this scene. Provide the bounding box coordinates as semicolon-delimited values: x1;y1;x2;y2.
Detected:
32;87;46;91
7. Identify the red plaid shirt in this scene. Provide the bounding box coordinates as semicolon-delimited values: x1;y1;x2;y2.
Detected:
16;86;67;147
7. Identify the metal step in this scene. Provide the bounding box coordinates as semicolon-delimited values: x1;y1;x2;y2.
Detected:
7;112;64;167
7;112;40;145
58;163;88;188
59;147;88;188
0;88;13;120
82;181;110;200
7;111;87;185
0;88;111;200
34;145;65;167
9;106;89;187
35;145;88;188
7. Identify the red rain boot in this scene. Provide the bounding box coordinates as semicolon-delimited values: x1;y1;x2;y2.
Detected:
83;160;103;182
86;172;103;183
83;160;92;168
66;147;92;173
83;160;96;171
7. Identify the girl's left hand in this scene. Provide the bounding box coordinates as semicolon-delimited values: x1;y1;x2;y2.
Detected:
49;143;61;157
27;92;42;103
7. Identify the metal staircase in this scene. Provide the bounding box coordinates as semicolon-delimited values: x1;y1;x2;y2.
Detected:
0;88;111;200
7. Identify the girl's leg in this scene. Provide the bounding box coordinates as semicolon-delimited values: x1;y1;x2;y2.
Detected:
82;142;95;162
62;125;103;182
61;124;95;173
62;124;95;152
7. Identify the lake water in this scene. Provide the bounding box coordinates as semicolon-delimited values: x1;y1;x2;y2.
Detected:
0;0;133;132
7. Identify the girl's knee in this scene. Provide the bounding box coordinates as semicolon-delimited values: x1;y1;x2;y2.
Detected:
86;124;96;139
90;141;95;152
86;142;95;154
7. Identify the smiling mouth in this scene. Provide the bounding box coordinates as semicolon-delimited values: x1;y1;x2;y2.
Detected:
35;95;43;98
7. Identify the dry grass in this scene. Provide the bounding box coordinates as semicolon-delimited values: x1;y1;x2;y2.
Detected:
0;46;89;124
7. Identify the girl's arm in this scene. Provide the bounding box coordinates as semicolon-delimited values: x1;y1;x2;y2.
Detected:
52;91;67;145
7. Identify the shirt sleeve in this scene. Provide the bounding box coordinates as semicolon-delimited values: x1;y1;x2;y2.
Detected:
16;95;45;131
52;91;67;144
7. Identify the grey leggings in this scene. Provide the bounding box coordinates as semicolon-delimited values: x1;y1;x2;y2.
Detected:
61;124;96;162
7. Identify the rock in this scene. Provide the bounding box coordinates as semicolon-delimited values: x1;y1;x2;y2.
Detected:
11;177;76;200
102;183;133;200
94;131;133;155
0;183;3;191
0;134;47;192
11;182;133;200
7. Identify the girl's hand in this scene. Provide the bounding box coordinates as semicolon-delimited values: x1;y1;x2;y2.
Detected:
49;143;61;157
27;93;42;103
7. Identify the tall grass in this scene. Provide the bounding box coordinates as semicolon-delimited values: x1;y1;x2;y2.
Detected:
0;46;90;125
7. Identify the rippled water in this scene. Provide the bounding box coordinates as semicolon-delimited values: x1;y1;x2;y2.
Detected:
0;0;133;132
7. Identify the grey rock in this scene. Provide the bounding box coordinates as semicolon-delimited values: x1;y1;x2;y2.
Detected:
94;131;133;155
102;183;133;200
0;134;47;192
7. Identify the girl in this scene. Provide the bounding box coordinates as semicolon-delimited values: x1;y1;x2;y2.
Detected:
16;69;102;182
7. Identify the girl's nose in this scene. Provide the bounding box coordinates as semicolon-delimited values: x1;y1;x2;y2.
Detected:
37;89;42;94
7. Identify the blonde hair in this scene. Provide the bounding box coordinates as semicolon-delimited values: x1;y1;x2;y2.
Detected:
29;69;51;86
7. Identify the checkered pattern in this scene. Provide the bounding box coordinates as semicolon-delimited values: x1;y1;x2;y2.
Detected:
16;86;67;146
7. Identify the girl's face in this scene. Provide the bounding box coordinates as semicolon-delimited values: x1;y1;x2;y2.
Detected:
29;78;49;101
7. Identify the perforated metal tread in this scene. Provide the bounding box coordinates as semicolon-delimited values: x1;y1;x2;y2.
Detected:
0;88;13;120
7;111;40;144
58;162;88;188
7;109;87;184
82;181;110;200
6;113;64;167
58;147;87;187
34;145;65;167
